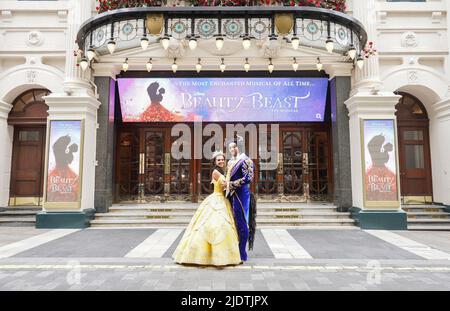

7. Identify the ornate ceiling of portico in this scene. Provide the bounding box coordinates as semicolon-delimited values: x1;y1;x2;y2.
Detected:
91;36;353;76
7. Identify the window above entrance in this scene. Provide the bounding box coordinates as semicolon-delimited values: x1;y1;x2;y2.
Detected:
395;92;428;122
8;89;50;125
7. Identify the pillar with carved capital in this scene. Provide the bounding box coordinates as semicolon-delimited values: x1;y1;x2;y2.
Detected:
351;0;383;94
37;0;99;228
63;0;94;95
344;0;406;229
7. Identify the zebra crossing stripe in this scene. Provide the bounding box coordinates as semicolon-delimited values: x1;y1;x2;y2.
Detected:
261;229;313;259
365;230;450;260
125;229;183;258
0;229;79;258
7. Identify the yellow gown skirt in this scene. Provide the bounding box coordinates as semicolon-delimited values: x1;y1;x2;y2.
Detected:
172;180;241;266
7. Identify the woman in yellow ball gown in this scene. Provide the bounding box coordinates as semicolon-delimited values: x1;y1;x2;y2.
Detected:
172;151;242;266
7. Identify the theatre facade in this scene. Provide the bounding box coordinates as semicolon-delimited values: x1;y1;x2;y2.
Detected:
1;0;449;230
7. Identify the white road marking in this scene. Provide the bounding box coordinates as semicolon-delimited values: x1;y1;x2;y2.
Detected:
125;229;183;258
0;229;79;258
365;230;450;260
261;229;313;259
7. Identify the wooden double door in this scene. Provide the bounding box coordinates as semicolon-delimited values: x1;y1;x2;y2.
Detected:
395;92;433;204
397;125;432;202
116;127;191;202
256;128;332;202
115;124;332;203
9;126;46;205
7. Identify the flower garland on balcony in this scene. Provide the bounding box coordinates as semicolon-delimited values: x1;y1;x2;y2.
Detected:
96;0;346;14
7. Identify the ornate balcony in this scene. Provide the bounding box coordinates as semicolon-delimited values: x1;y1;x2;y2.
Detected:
77;0;366;72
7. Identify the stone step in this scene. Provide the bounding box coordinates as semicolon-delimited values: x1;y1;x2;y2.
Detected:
2;207;41;212
407;218;450;224
407;224;450;231
402;206;446;212
108;206;338;213
0;217;36;226
407;212;450;216
0;211;39;216
90;218;355;226
407;213;450;220
94;212;351;221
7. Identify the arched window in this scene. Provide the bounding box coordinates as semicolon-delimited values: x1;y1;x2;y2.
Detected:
395;92;428;122
8;89;50;125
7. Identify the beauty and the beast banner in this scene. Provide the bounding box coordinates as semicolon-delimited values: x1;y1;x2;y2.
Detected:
45;120;83;205
117;78;329;122
362;119;399;205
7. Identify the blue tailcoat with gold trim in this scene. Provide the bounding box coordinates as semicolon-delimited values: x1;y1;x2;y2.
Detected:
226;154;254;261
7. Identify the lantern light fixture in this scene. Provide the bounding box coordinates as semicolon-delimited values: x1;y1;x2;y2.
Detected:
268;58;274;73
356;55;364;69
220;58;226;72
189;36;197;50
196;58;202;73
292;57;299;72
146;58;153;72
244;58;250;72
140;36;149;50
291;36;300;50
348;44;357;60
216;36;224;51
172;58;178;73
242;36;251;50
316;57;323;72
80;57;89;71
325;37;334;54
86;46;96;61
162;35;171;50
107;39;116;54
122;58;129;72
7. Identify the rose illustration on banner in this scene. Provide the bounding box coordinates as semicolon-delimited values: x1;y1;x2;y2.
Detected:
140;82;184;122
363;120;398;202
46;121;82;203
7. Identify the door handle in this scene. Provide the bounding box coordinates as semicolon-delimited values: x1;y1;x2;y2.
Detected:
139;153;145;175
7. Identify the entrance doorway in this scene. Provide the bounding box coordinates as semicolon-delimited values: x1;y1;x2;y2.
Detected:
114;123;332;203
395;92;433;204
8;89;50;206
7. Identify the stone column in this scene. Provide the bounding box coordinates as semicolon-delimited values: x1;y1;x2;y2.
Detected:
351;0;383;95
37;0;99;228
0;101;14;209
344;0;406;229
93;77;116;213
431;98;450;211
330;77;352;211
440;0;450;211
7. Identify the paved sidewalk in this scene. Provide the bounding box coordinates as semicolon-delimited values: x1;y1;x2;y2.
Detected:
0;227;450;290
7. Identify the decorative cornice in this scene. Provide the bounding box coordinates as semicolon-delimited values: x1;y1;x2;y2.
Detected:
345;92;401;117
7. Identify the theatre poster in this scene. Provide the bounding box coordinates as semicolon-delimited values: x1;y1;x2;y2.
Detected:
361;119;400;208
43;120;84;210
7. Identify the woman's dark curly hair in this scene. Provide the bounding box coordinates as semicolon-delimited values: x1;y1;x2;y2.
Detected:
211;152;225;176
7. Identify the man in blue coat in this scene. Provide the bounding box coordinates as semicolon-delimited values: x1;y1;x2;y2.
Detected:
226;142;256;262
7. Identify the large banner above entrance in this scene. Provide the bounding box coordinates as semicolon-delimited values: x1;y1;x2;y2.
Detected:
117;78;329;122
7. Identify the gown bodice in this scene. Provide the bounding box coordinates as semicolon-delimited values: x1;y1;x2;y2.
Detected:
212;175;226;195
